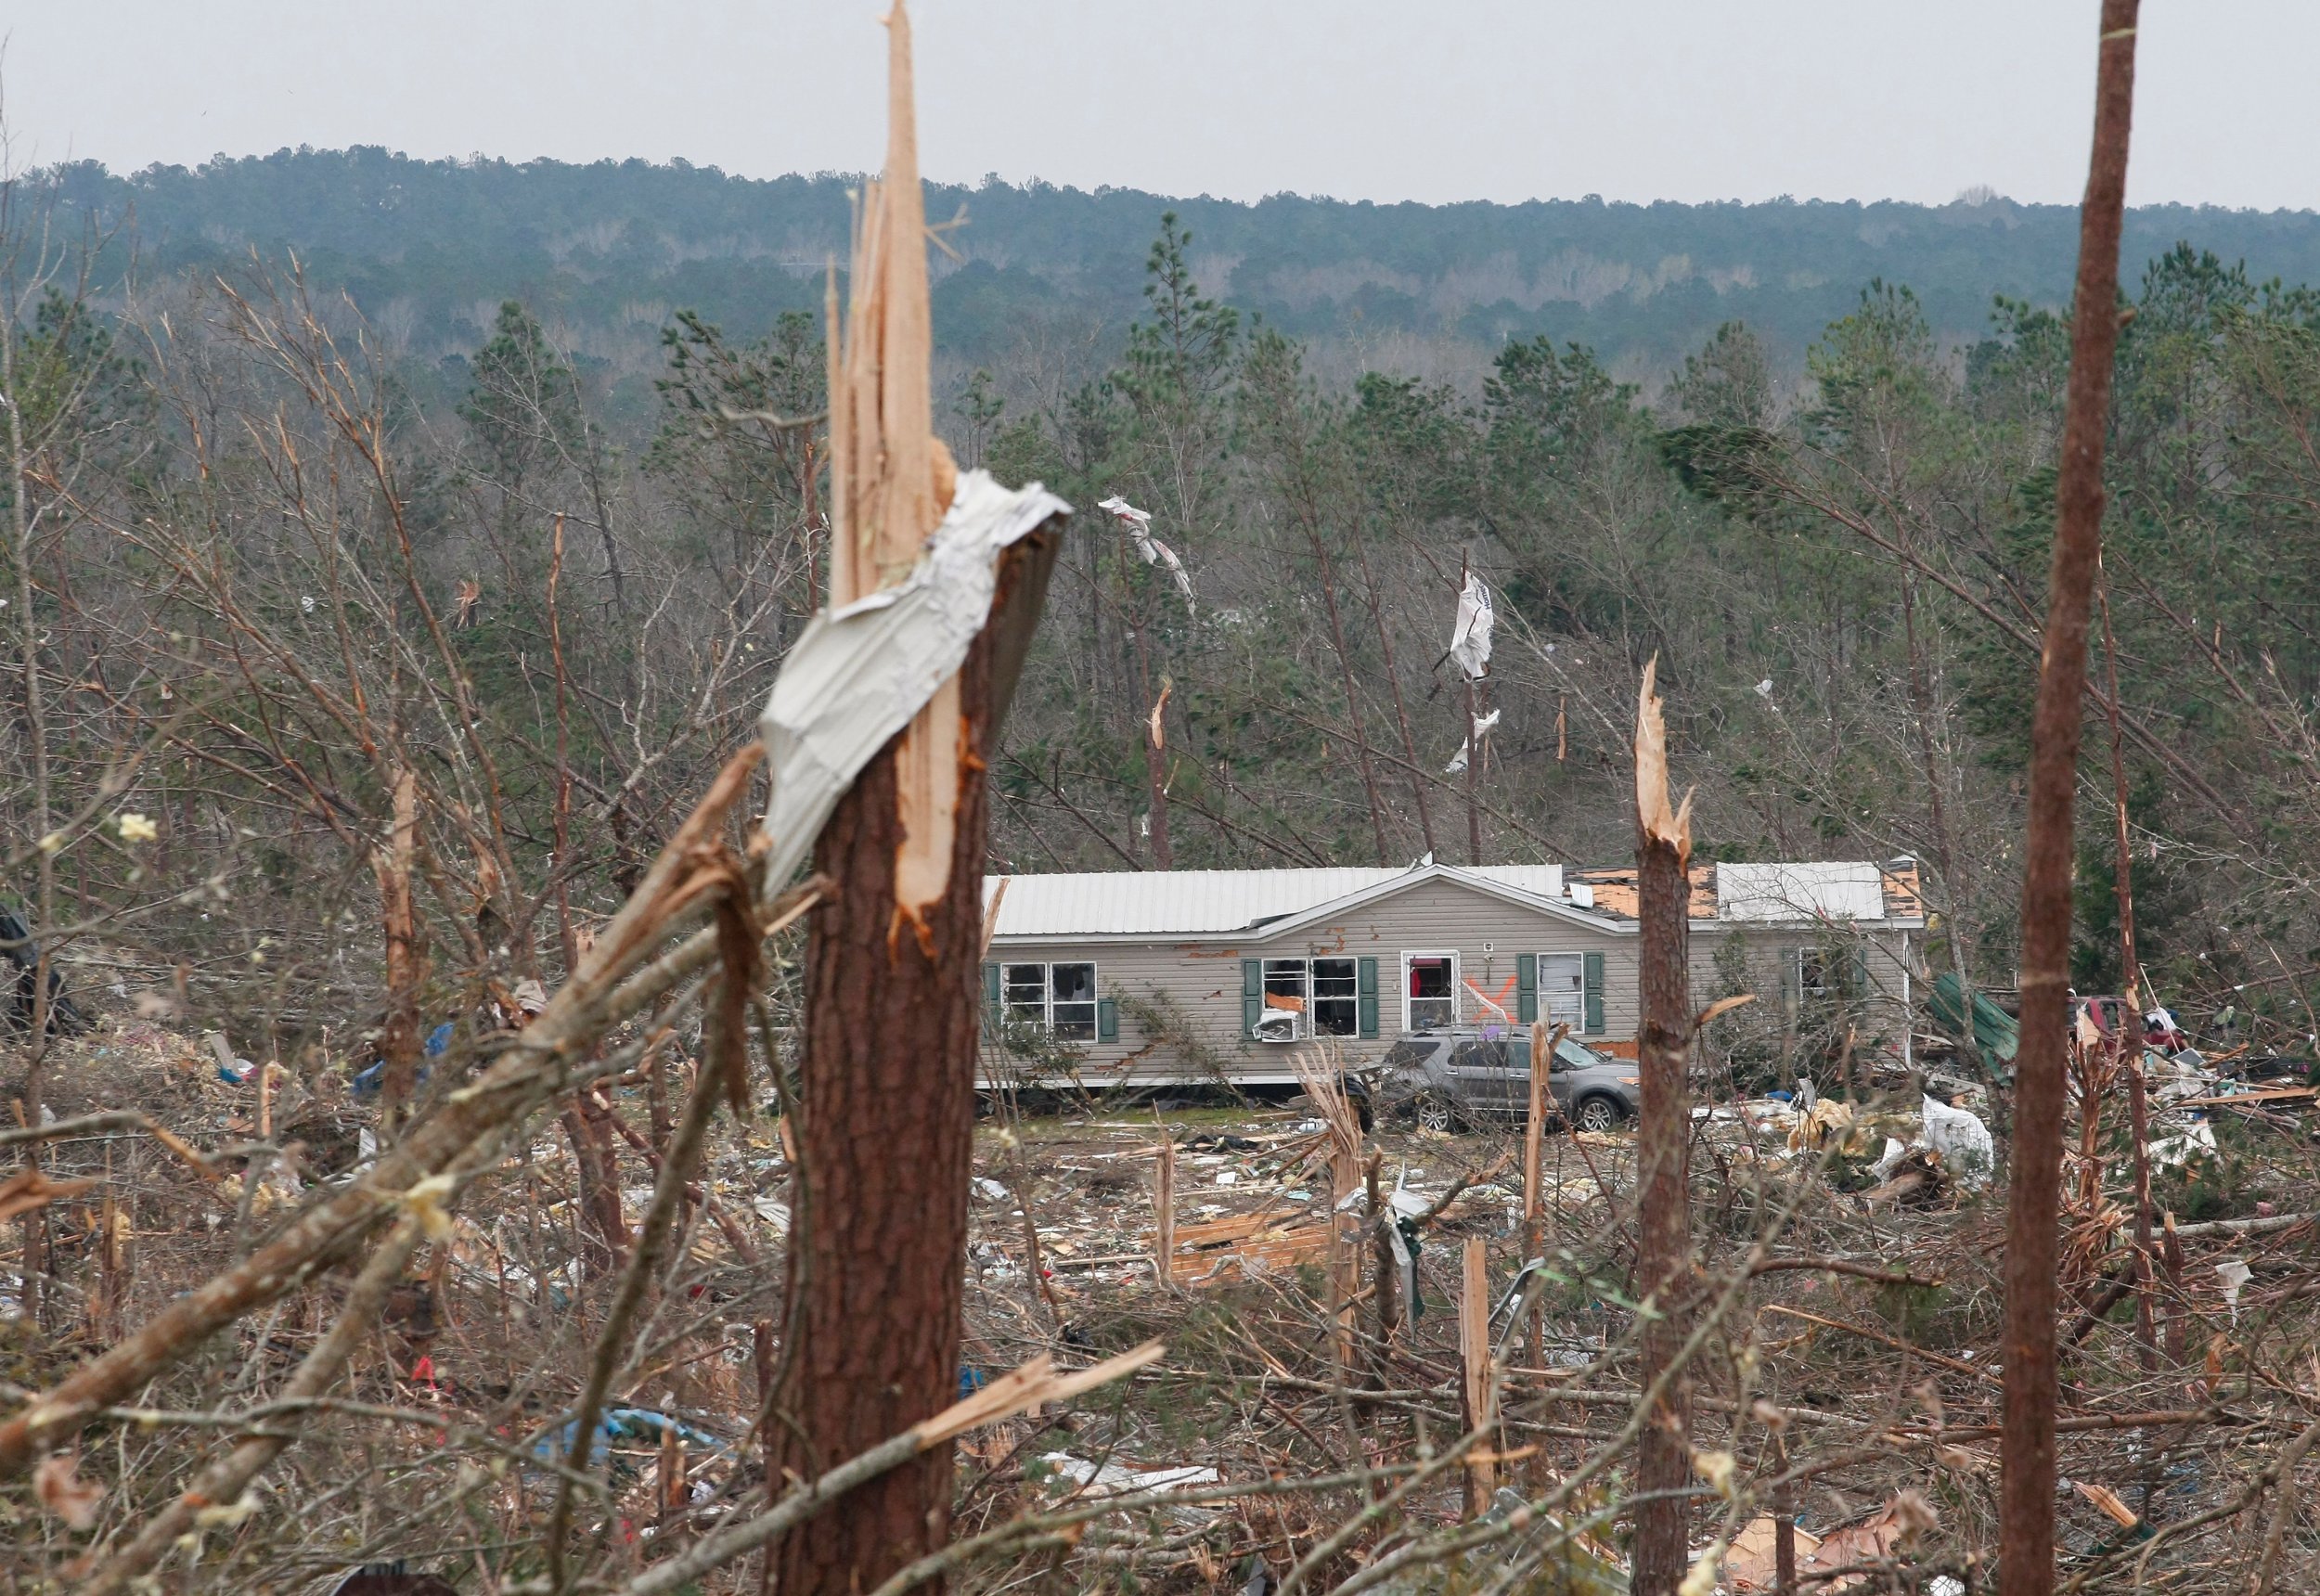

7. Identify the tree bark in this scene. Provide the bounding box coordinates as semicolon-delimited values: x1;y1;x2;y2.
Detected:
766;594;1000;1596
2097;579;2159;1374
1307;530;1392;864
1355;534;1436;855
1631;660;1694;1596
1130;616;1173;869
1463;674;1485;866
2000;9;2139;1595
375;766;423;1130
562;1094;629;1280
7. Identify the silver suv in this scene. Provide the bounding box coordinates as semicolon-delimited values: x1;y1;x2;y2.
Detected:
1367;1030;1640;1135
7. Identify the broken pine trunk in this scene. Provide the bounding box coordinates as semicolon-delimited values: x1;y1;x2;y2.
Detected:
1630;658;1695;1596
764;7;1060;1592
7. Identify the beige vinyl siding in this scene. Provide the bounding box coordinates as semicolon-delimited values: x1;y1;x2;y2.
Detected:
985;876;1636;1086
1689;924;1918;1061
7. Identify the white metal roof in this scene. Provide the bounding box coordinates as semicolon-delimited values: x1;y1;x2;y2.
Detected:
1716;861;1888;923
985;863;1566;939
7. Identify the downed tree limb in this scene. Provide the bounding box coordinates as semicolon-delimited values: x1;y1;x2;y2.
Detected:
1749;1255;1945;1288
0;743;768;1478
605;1342;1164;1596
0;447;1063;1485
1758;1303;1998;1384
75;1216;432;1596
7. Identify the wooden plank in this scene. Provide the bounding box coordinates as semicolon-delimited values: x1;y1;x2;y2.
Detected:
1461;1236;1496;1514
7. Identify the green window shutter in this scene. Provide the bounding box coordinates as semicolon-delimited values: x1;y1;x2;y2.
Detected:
983;962;1000;1018
1357;957;1380;1038
1850;944;1871;1002
1242;958;1263;1036
1516;954;1538;1023
1097;998;1119;1043
1581;951;1605;1035
1781;948;1799;1013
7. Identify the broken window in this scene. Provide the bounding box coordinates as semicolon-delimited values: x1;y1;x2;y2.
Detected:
1262;957;1359;1038
1312;958;1358;1036
1538;952;1585;1030
1001;961;1099;1040
1405;952;1458;1033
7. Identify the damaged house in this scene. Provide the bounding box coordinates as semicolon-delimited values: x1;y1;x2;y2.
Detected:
980;858;1927;1088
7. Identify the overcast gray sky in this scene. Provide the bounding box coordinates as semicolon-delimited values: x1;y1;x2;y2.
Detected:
6;3;2314;209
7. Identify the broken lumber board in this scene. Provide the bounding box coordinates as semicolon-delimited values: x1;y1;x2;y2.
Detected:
1168;1225;1334;1284
2171;1087;2316;1108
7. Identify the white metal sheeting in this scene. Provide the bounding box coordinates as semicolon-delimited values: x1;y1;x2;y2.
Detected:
985;863;1566;940
1715;861;1888;923
757;470;1070;887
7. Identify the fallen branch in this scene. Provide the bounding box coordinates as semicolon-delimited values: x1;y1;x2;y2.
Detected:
604;1341;1164;1596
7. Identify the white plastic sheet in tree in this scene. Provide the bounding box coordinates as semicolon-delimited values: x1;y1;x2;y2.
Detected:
1448;571;1494;680
1097;494;1196;617
756;470;1070;884
1444;707;1501;775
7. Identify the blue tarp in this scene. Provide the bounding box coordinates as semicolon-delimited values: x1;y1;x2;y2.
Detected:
535;1407;728;1467
351;1023;454;1100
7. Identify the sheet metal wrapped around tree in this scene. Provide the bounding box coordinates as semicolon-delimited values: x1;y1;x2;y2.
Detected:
754;470;1069;882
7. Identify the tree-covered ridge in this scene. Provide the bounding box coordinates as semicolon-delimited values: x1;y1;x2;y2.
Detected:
52;146;2320;382
17;158;2320;1062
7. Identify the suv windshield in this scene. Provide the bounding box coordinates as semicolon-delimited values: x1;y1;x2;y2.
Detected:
1385;1032;1611;1072
1550;1036;1610;1071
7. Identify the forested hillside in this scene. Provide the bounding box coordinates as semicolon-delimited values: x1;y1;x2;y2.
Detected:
52;146;2320;397
12;148;2320;1050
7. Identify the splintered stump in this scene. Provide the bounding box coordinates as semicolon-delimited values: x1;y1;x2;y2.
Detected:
1630;661;1695;1596
765;635;996;1594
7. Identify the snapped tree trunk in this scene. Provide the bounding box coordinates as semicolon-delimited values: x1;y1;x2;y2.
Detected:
1999;8;2139;1596
374;766;423;1130
766;598;1000;1594
1463;674;1485;865
1631;658;1695;1596
2098;580;2159;1372
1131;620;1173;868
762;12;1059;1588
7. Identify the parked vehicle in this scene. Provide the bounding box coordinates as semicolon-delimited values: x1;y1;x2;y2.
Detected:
2073;994;2189;1054
1364;1029;1640;1134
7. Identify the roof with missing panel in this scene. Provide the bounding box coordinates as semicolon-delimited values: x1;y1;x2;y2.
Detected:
983;864;1566;939
981;857;1926;941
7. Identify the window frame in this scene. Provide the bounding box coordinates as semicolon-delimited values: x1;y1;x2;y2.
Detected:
999;960;1102;1039
1259;956;1361;1039
1309;956;1360;1037
1795;946;1834;1001
1402;949;1461;1035
1535;950;1587;1032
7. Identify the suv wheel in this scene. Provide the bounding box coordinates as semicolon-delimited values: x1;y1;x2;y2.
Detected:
1572;1095;1625;1134
1413;1096;1456;1135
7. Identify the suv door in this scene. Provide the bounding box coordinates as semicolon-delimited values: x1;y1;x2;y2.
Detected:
1446;1037;1516;1113
1543;1039;1584;1115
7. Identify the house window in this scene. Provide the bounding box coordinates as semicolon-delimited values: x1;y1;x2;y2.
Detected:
1404;952;1458;1033
1538;953;1585;1030
1001;961;1099;1040
1312;959;1359;1036
1795;947;1834;1001
1263;957;1359;1038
